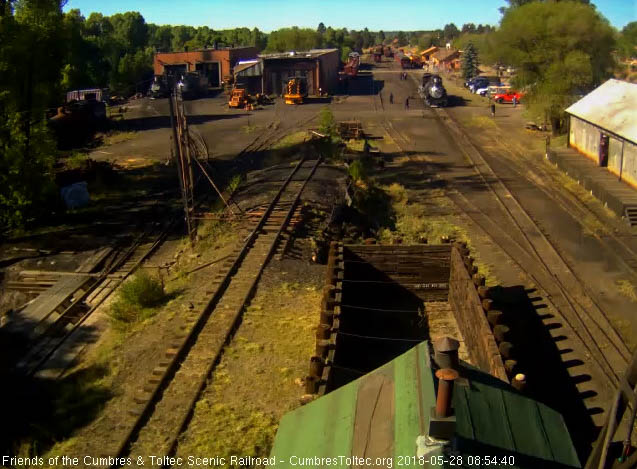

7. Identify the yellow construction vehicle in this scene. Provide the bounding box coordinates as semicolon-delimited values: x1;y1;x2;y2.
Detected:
228;88;248;108
284;77;308;105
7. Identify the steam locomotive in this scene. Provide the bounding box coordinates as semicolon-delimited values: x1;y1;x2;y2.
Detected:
418;73;448;107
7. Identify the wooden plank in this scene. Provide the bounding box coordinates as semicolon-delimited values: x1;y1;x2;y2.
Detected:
75;247;114;273
448;247;508;382
352;368;395;467
393;347;424;469
10;275;94;337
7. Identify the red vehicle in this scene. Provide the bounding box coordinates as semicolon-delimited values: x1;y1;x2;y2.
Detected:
492;90;524;104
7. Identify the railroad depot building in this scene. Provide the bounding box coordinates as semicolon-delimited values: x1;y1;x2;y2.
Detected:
153;46;258;89
429;48;461;71
234;49;340;96
566;79;637;188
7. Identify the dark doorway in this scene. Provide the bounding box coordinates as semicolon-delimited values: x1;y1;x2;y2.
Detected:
599;134;609;167
165;64;187;77
195;62;220;88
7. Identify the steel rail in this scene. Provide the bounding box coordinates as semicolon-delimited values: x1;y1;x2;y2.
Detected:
104;154;322;468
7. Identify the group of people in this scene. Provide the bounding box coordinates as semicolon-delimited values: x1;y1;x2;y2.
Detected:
388;92;410;110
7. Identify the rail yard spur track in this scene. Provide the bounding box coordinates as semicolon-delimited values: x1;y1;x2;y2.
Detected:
430;106;630;385
374;78;629;425
13;209;178;379
77;154;324;469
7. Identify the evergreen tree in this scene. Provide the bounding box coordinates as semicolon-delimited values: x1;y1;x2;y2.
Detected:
461;42;479;80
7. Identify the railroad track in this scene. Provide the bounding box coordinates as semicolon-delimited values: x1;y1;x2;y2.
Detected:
479;124;637;280
373;74;629;400
430;106;630;384
76;155;323;468
15;212;177;378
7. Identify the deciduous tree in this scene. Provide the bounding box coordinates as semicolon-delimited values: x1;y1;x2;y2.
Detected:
496;1;615;133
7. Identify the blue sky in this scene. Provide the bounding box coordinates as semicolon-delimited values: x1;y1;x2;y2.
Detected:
63;0;635;30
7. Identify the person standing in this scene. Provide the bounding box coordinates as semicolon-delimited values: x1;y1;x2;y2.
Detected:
491;102;496;117
512;95;517;108
389;92;394;104
405;96;410;110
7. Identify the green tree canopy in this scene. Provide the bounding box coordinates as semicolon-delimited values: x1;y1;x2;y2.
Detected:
461;42;479;80
496;0;615;132
265;27;321;52
618;21;637;58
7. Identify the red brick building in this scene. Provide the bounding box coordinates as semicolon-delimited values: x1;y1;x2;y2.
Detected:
153;46;258;89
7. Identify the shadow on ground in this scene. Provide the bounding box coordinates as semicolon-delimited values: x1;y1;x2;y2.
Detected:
489;285;599;463
0;316;111;456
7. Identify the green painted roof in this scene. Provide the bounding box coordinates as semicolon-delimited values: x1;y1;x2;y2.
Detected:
270;342;580;468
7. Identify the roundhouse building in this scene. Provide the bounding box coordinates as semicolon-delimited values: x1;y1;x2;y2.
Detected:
234;49;340;96
566;79;637;188
153;46;258;89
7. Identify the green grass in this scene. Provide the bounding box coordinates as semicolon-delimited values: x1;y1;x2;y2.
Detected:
464;115;497;129
226;174;242;195
108;271;167;329
241;124;261;134
271;131;307;150
616;279;637;303
100;130;137;146
65;152;90;170
175;281;321;462
346;139;366;152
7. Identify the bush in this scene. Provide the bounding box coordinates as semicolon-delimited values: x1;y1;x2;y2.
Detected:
108;271;165;325
318;107;337;137
348;160;367;182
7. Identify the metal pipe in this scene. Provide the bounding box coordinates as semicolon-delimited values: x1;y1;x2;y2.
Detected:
435;368;459;418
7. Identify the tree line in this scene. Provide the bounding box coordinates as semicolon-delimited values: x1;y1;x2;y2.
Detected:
1;0;636;231
451;0;635;133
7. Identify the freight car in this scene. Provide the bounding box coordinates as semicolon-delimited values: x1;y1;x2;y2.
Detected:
373;45;383;63
418;73;448;107
344;52;360;77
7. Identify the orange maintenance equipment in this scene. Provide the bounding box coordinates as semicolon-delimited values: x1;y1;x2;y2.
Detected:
284;77;308;105
228;88;248;108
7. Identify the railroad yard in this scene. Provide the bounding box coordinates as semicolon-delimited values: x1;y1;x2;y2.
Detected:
2;47;637;468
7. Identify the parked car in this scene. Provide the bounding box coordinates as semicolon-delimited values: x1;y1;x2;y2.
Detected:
470;78;490;93
492;90;524;103
475;86;490;97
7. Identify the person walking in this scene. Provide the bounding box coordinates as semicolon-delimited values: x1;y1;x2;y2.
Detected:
405;96;410;110
389;92;394;104
491;102;496;117
512;95;517;108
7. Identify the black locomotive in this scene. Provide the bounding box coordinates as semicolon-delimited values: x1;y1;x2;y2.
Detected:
418;73;448;107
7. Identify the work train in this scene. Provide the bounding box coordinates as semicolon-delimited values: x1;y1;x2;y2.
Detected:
418;73;448;107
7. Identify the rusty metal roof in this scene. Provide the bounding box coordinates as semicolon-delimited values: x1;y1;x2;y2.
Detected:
566;79;637;144
270;341;581;468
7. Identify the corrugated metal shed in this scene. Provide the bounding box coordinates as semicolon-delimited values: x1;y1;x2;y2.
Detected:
566;79;637;144
270;342;580;468
234;60;263;77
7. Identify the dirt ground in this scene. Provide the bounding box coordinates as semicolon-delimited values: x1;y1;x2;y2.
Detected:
4;53;637;467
